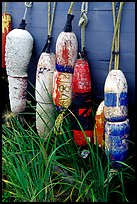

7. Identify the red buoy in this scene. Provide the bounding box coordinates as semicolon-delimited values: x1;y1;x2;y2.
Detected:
2;13;11;69
72;58;93;146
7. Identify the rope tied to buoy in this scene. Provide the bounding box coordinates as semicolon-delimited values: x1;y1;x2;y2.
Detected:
23;2;33;20
18;2;33;29
42;2;56;53
109;2;124;72
78;2;88;57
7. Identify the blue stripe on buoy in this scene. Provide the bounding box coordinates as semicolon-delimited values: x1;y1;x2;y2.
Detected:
104;93;117;107
105;92;128;107
56;63;74;73
120;92;128;106
105;122;130;136
105;119;130;162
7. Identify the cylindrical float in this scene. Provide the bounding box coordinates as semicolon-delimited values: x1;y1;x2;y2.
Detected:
8;76;27;113
35;52;56;136
72;59;93;146
36;103;54;137
105;119;130;162
5;28;34;77
5;26;34;113
104;69;128;122
2;13;12;69
94;100;105;147
52;14;78;112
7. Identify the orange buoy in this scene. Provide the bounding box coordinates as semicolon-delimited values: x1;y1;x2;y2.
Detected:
2;13;11;69
94;100;105;147
72;58;93;146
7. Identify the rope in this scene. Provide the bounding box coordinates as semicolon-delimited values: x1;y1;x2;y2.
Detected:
78;2;88;52
54;111;66;135
23;2;33;20
48;2;56;37
4;2;7;14
109;2;124;72
68;2;75;15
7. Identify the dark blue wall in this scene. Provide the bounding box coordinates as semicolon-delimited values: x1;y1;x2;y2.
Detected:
2;2;135;110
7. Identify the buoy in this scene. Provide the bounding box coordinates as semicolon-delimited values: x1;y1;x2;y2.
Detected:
104;3;130;166
53;2;78;135
104;69;128;122
105;119;129;162
35;2;57;137
71;2;93;146
72;59;93;146
94;100;105;147
52;4;78;112
5;2;34;114
35;51;56;136
2;3;12;69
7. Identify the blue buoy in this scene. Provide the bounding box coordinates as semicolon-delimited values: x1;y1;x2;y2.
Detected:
105;119;130;162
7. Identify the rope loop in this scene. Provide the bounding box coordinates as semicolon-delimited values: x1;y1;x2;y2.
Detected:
25;2;33;8
78;2;88;54
78;10;88;27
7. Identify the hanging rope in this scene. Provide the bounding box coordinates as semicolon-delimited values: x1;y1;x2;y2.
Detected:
42;2;56;53
4;2;7;14
109;2;124;72
68;2;75;14
78;2;88;54
47;2;56;37
23;2;33;20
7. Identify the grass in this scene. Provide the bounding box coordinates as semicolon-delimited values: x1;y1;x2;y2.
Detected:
2;81;136;202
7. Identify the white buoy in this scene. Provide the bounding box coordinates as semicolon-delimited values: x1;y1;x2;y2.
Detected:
5;28;34;113
35;52;56;136
104;69;128;122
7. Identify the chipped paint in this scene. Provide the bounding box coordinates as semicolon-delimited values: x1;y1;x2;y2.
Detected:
105;119;129;161
104;69;128;122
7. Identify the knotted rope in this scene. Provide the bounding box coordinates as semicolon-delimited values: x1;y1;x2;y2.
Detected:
23;2;33;20
78;2;88;54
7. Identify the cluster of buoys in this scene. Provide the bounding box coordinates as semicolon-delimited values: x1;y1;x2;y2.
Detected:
2;2;130;164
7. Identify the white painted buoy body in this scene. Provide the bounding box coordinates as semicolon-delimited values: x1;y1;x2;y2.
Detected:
5;28;34;77
52;31;78;111
36;103;54;137
8;76;27;113
36;52;56;103
105;119;130;162
104;69;128;122
35;52;56;136
5;28;34;113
